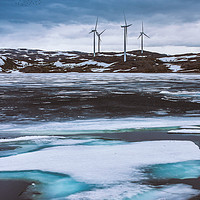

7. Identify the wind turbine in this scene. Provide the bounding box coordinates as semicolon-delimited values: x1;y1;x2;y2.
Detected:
89;17;98;57
96;29;106;54
121;13;132;62
138;22;150;54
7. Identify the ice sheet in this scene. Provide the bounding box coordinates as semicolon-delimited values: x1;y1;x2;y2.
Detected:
0;141;199;184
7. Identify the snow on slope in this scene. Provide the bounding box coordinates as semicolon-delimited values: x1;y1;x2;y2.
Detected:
0;49;199;73
159;55;198;63
77;60;113;68
0;58;5;66
165;64;181;72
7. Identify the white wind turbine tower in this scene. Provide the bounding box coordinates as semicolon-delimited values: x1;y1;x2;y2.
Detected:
89;18;98;57
96;29;106;54
138;22;150;54
121;13;132;62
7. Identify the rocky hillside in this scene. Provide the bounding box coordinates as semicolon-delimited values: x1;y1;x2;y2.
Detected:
0;48;200;73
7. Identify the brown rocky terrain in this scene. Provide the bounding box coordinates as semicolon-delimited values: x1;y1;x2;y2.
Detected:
0;48;200;73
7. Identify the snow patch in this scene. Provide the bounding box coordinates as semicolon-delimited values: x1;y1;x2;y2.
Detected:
159;55;198;63
0;141;199;185
0;58;5;66
77;60;113;68
35;58;44;62
168;129;200;134
165;64;181;72
98;54;113;57
0;136;60;143
53;52;77;57
1;56;7;60
115;53;123;57
91;68;106;72
54;61;63;67
159;57;177;62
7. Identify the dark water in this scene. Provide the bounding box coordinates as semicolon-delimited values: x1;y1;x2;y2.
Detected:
0;73;200;123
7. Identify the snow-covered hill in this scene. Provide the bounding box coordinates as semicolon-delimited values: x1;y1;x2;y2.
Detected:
0;49;200;73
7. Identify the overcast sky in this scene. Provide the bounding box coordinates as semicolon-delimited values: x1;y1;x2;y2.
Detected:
0;0;200;54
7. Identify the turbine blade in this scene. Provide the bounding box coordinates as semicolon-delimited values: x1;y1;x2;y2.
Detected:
138;33;142;39
96;31;99;36
95;17;98;30
142;21;144;32
144;33;150;38
127;24;132;28
100;29;106;35
123;12;127;26
89;30;93;34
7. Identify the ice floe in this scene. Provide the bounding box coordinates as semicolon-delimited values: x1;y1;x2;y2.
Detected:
0;136;60;143
0;141;199;184
169;129;200;134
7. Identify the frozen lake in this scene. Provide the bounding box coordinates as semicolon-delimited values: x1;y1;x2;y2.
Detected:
0;73;200;199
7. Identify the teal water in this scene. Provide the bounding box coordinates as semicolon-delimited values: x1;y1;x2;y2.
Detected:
0;137;127;157
0;170;91;200
144;160;200;179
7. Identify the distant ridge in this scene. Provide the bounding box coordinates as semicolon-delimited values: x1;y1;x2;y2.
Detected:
0;49;199;73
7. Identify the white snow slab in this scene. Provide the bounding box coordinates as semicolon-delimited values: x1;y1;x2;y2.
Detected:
54;61;63;67
11;70;22;74
0;141;199;184
159;55;198;63
169;129;200;134
1;56;7;60
91;68;106;72
77;60;112;68
53;60;113;68
0;136;60;143
115;53;123;57
165;64;181;72
35;58;44;62
98;53;113;57
181;55;197;59
169;65;181;72
159;57;177;62
0;58;5;66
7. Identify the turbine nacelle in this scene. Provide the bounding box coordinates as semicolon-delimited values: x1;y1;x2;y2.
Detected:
89;30;96;34
138;22;150;54
121;24;132;28
138;32;150;39
96;29;106;37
